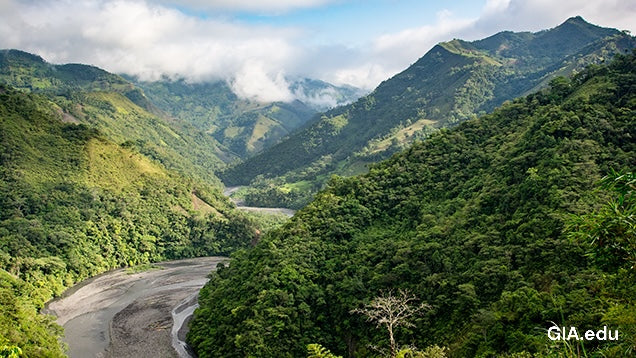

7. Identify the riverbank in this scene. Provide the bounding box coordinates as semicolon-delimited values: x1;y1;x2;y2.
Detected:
223;186;296;217
45;257;227;358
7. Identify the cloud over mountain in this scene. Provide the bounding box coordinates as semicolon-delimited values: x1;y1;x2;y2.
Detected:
1;0;633;102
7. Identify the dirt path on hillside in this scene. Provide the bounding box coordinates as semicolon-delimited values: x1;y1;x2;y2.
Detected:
45;257;227;358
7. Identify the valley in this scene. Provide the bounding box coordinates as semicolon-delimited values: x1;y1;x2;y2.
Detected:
127;77;364;159
0;13;634;358
224;186;296;217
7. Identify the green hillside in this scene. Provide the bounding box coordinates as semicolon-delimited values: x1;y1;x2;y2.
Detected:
0;50;229;184
128;77;362;159
189;51;636;357
222;17;635;207
127;78;314;158
0;86;258;355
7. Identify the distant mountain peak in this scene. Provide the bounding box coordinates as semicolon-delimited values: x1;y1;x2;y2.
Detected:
0;49;46;65
565;15;587;24
223;17;635;187
288;78;367;111
550;15;618;36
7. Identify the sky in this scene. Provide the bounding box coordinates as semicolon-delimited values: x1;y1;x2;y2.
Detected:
0;0;634;102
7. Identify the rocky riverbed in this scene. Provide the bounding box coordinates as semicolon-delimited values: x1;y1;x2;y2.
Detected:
45;257;227;358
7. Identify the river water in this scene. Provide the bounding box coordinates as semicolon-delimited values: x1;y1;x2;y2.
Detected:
223;186;296;217
45;257;227;358
43;188;294;357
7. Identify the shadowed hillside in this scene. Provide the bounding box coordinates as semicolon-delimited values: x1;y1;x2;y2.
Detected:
190;50;636;358
222;17;635;210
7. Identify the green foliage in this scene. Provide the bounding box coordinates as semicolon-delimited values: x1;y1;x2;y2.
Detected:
223;17;635;198
241;179;314;210
0;86;257;353
0;345;22;358
307;344;343;358
0;270;64;357
125;263;162;274
0;49;227;185
564;170;636;357
396;345;448;358
189;52;636;357
568;171;635;270
240;210;290;234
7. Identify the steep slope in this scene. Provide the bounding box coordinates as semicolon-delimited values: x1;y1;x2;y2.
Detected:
189;52;636;357
222;17;635;199
0;86;257;355
128;77;364;158
0;50;230;184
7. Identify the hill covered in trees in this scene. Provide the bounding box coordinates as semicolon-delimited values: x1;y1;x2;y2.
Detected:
128;77;364;159
222;17;635;208
127;78;314;158
0;49;231;184
189;51;636;357
0;83;259;355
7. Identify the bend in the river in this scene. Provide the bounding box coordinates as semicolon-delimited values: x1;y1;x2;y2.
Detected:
45;257;227;358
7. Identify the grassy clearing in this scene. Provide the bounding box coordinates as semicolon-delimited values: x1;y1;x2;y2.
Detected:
366;118;436;154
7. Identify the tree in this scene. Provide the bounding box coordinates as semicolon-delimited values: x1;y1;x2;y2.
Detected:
307;344;342;358
0;345;22;358
568;171;636;270
351;290;430;358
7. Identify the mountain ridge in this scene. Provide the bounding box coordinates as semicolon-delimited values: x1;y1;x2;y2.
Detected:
127;75;364;158
221;17;635;205
189;49;636;358
0;49;232;183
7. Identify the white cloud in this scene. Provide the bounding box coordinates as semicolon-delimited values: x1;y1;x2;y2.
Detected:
231;61;294;102
292;86;338;110
329;63;391;91
0;0;304;102
0;0;634;102
372;10;476;70
472;0;636;34
341;0;636;89
152;0;337;13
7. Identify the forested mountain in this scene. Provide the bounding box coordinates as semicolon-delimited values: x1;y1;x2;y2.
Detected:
0;49;364;171
127;78;314;158
0;84;261;355
189;51;636;357
128;77;364;158
222;17;635;207
0;49;231;184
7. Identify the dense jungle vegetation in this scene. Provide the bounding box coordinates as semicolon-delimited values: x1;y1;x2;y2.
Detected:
222;17;635;209
0;85;259;356
189;51;636;357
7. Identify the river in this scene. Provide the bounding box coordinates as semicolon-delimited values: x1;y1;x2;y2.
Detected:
223;186;296;217
45;257;227;358
44;188;294;357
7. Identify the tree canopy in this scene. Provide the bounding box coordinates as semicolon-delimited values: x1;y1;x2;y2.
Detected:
189;51;636;357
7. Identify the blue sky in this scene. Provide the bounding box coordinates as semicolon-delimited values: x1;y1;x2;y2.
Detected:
232;1;485;46
1;0;634;102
